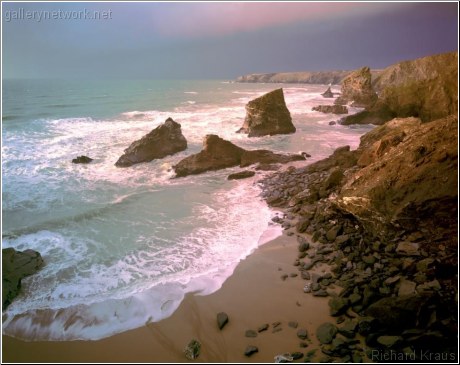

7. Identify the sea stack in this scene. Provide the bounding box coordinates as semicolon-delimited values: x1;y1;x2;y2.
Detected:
237;88;296;137
115;117;187;167
335;66;377;108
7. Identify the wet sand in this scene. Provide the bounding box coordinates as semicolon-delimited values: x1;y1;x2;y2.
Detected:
2;233;335;363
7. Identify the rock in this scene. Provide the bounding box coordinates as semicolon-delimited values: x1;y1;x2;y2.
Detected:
116;118;187;167
236;70;353;85
72;155;93;164
377;335;403;348
258;323;269;332
396;242;420;256
297;328;309;340
291;351;304;360
245;329;258;338
288;321;299;329
313;289;329;297
184;339;201;360
321;87;334;98
237;88;296;137
357;317;379;335
316;323;338;344
2;247;44;310
338;320;358;339
326;225;342;242
398;280;417;296
329;121;337;125
335;66;377;108
298;241;310;252
217;312;229;330
244;345;259;357
329;297;349;316
227;170;255;180
274;353;294;363
174;135;302;177
312;105;348;114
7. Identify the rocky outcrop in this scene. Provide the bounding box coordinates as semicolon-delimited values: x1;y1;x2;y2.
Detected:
341;52;458;125
227;170;256;180
72;155;93;164
260;114;457;359
237;89;296;137
335;67;377;108
115;118;187;167
2;247;44;310
321;87;334;98
173;134;303;177
312;105;348;114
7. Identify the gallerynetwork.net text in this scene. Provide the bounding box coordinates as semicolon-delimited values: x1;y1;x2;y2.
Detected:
4;8;113;22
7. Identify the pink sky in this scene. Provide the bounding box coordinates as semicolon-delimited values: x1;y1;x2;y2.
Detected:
152;2;402;38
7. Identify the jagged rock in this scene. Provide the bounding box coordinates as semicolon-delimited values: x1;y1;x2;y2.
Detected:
173;135;303;177
217;312;229;330
312;105;348;114
321;87;334;98
2;247;44;310
396;242;420;256
72;155;93;164
227;170;255;180
316;323;338;344
398;280;417;296
335;66;377;107
237;89;296;137
115;118;187;167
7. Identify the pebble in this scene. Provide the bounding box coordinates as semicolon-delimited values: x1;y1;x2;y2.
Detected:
288;321;299;329
245;330;257;338
244;345;259;357
217;312;229;330
297;328;308;340
258;323;269;332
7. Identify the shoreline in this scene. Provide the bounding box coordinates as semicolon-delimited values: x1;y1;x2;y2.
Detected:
2;230;339;363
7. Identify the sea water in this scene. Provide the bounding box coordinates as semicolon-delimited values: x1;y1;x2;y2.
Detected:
2;79;372;340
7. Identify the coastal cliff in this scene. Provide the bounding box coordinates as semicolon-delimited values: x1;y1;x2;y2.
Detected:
236;70;383;85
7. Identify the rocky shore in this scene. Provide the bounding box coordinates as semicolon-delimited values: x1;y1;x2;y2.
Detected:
259;113;458;362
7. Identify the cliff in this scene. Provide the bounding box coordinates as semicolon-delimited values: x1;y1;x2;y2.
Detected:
236;70;383;85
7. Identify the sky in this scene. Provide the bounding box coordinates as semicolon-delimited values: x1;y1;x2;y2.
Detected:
2;1;458;79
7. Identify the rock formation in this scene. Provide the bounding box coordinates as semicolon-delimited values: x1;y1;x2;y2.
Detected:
2;247;44;310
237;89;296;137
335;66;377;108
115;118;187;167
173;134;304;177
312;105;348;114
341;51;458;125
72;155;93;164
321;87;334;98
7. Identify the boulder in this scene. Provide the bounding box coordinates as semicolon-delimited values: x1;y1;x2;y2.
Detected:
72;155;93;164
115;118;187;167
184;339;201;360
335;66;377;108
217;312;229;330
227;170;255;180
321;87;334;98
2;247;44;310
312;105;348;114
173;135;303;177
316;322;338;344
237;89;296;137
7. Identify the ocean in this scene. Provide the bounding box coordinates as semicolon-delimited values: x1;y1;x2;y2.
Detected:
1;79;372;341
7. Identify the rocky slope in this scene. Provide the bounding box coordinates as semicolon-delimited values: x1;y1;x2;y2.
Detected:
173;134;304;177
3;248;44;310
260;114;458;360
341;51;458;125
237;88;296;137
115;118;187;167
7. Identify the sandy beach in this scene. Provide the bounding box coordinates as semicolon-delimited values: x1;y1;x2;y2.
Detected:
2;231;339;363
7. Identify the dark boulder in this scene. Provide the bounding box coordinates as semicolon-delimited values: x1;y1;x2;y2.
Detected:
321;87;334;98
115;118;187;167
2;247;44;310
217;312;229;330
227;170;256;180
237;88;296;137
72;155;93;164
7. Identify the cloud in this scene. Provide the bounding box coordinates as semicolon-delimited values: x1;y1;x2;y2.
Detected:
151;2;401;38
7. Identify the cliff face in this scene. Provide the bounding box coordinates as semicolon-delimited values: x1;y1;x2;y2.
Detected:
341;51;458;125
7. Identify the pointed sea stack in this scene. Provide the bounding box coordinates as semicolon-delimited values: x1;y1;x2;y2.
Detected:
237;88;296;137
115;118;187;167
